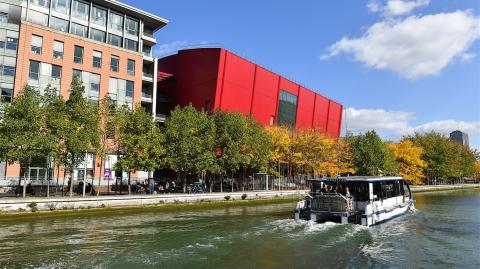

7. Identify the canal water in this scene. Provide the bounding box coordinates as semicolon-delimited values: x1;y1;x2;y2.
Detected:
0;190;479;269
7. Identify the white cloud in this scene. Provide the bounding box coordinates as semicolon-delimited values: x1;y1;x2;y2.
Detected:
154;40;188;57
321;10;480;79
343;107;480;140
343;108;413;133
411;120;480;135
368;0;430;17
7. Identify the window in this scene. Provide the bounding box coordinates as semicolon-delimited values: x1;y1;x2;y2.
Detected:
72;69;82;80
90;73;100;93
0;87;12;103
29;0;50;9
52;0;70;14
91;6;106;26
108;33;122;47
110;55;119;72
30;35;43;55
73;46;83;64
109;12;123;32
126;17;139;36
0;12;7;23
53;40;64;59
127;59;135;76
29;60;40;80
2;65;15;77
126;80;134;97
27;10;48;26
124;39;138;52
50;17;69;32
70;23;88;38
89;28;105;42
277;90;298;127
92;51;102;68
51;65;62;80
6;37;17;51
143;44;152;57
72;0;89;21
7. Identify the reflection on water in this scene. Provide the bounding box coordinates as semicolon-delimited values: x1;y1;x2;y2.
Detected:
0;190;479;269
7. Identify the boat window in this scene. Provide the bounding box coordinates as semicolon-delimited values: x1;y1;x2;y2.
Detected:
346;182;369;201
373;182;382;201
400;180;411;198
382;181;397;199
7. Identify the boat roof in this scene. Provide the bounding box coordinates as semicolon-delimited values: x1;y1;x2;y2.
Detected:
308;177;404;183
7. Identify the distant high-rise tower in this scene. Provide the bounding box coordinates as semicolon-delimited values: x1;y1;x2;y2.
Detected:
450;130;469;147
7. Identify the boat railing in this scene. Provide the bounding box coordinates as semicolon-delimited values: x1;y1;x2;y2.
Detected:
310;193;353;213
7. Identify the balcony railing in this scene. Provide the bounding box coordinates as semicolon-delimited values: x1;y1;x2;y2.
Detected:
142;72;154;79
142;91;153;99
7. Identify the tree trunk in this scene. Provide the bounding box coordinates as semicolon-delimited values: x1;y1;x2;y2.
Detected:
69;159;74;198
220;175;223;193
23;156;31;198
82;153;87;197
97;157;104;196
55;164;60;196
61;169;66;197
210;175;213;193
46;159;50;198
16;165;22;197
127;172;131;195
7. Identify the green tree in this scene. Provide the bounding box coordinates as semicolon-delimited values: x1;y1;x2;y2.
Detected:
115;105;164;194
43;85;69;197
64;78;100;197
163;105;216;192
348;131;396;176
212;111;271;191
96;96;117;195
0;85;53;197
408;132;452;179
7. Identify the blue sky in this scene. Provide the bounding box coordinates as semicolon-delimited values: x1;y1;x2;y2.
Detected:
126;0;479;149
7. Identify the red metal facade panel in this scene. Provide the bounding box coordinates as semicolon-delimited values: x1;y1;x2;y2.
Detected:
250;66;279;125
218;51;256;114
296;87;316;129
163;49;221;110
279;78;300;96
326;101;343;137
313;95;330;132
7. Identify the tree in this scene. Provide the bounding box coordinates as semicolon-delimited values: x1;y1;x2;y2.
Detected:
212;111;251;191
43;85;69;197
96;96;117;195
64;78;100;197
348;131;395;176
0;85;53;197
265;126;292;177
388;140;427;185
163;105;216;192
115;105;164;194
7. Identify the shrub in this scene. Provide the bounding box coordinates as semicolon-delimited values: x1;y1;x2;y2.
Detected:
241;194;247;200
224;195;231;201
27;202;38;212
47;203;56;211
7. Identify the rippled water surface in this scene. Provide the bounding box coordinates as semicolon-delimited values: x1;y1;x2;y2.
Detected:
1;190;479;269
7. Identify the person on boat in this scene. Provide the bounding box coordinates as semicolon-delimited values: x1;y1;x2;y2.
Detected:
345;187;351;198
321;184;328;194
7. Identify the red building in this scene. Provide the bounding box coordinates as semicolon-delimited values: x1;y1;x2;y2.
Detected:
157;48;343;137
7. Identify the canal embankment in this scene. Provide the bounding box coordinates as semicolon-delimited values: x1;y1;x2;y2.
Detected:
0;190;307;214
410;184;480;193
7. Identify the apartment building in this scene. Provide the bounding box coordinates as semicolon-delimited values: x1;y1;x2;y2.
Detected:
0;0;167;181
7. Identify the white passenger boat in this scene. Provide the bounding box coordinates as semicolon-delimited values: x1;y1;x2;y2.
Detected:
294;177;415;226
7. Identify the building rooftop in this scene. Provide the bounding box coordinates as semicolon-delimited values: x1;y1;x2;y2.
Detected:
95;0;169;31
